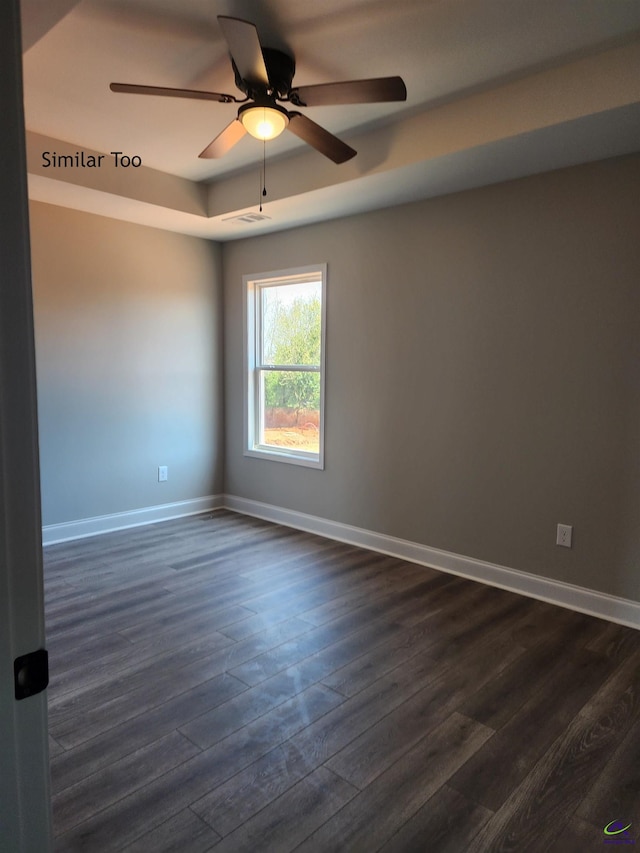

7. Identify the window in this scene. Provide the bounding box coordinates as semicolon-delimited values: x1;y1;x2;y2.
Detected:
245;265;326;468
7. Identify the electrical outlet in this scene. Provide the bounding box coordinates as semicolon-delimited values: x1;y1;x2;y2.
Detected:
556;523;572;548
158;465;168;482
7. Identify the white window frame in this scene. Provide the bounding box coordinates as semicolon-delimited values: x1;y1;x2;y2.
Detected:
244;264;327;469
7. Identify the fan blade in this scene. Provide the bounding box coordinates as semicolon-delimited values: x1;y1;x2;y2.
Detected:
110;82;237;103
287;112;356;164
290;76;406;107
199;119;247;158
217;16;269;88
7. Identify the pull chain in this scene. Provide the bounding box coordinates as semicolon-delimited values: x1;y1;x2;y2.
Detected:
259;139;267;212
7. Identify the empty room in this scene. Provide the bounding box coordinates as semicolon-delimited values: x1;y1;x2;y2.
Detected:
2;0;640;851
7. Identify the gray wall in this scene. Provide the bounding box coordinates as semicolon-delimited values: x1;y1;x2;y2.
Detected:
30;202;224;526
223;154;640;601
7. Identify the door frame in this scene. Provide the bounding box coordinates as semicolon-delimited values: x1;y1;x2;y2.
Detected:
0;1;53;850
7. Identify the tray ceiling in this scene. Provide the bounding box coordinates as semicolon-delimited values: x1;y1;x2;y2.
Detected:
21;0;640;239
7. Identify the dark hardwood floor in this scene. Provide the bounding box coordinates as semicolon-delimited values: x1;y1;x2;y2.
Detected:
44;510;640;852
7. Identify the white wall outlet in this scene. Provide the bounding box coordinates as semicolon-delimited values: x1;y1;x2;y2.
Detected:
158;465;168;482
556;523;572;548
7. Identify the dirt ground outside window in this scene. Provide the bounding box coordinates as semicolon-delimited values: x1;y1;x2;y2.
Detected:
263;425;319;452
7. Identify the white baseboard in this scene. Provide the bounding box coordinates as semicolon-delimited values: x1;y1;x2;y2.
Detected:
42;495;224;546
223;494;640;631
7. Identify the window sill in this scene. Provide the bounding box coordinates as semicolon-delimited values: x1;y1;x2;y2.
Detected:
244;446;324;469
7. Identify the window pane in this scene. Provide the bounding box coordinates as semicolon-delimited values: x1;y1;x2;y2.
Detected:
261;281;322;366
260;370;320;454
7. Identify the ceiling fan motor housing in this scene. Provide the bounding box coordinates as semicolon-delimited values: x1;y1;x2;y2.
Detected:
233;48;296;100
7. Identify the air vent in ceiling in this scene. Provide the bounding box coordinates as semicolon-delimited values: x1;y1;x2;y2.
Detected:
222;212;272;224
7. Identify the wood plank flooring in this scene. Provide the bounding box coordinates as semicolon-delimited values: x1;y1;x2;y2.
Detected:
44;510;640;852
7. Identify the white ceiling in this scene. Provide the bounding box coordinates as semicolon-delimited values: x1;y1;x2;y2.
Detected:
21;0;640;240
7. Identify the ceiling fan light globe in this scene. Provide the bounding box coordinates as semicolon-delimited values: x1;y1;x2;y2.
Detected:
240;104;289;140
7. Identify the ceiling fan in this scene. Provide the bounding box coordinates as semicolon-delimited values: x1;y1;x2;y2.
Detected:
110;15;407;164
